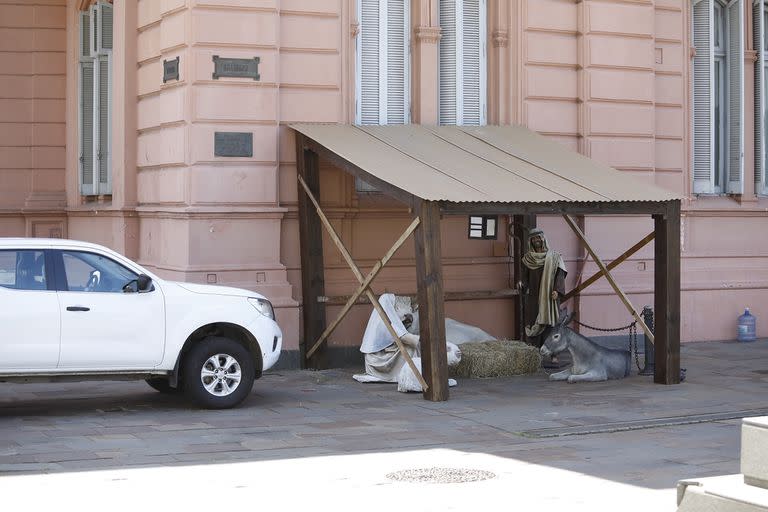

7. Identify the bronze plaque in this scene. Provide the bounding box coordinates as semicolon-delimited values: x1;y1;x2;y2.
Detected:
212;56;260;80
214;132;253;157
163;56;179;83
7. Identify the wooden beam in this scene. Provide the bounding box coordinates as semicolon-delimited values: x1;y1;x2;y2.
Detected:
654;201;681;384
562;215;655;344
414;200;449;401
441;201;668;217
296;136;327;369
513;215;536;343
317;288;519;306
298;175;428;392
305;217;421;360
563;231;655;301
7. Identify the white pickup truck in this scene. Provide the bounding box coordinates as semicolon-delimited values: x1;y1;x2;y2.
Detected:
0;238;282;409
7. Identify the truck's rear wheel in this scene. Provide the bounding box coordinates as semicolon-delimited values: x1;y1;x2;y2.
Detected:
182;336;255;409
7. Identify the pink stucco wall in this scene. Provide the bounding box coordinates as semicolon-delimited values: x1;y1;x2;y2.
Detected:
2;0;767;357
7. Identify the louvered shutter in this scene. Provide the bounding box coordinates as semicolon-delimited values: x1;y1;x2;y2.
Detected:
756;0;767;194
359;0;380;125
80;62;95;196
386;0;408;124
79;10;91;60
99;2;113;52
439;0;457;125
726;0;744;193
79;11;95;195
461;0;484;125
692;0;715;193
439;0;486;125
96;55;111;194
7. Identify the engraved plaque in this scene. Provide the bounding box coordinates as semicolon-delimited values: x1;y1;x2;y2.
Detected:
212;56;260;80
214;132;253;157
163;56;179;83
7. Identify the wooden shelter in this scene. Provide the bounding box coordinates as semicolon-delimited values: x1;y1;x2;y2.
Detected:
291;124;681;402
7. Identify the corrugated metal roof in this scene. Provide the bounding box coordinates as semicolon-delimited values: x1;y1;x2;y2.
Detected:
290;124;679;204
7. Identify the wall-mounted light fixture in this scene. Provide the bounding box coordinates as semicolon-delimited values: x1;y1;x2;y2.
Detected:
468;215;498;240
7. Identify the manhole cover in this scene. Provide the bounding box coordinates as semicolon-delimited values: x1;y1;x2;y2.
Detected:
386;467;495;484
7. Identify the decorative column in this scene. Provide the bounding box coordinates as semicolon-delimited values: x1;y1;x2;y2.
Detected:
411;0;441;124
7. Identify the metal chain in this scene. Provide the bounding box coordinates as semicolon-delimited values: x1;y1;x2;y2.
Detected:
571;318;636;333
570;318;643;371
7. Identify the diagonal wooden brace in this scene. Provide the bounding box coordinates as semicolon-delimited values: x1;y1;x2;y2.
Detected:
306;217;421;359
298;175;428;391
563;231;655;301
563;215;655;344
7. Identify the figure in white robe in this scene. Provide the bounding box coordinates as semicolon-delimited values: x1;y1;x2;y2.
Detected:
353;294;419;384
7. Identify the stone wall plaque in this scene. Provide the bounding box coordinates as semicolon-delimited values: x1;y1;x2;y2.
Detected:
214;132;253;157
212;56;260;80
163;56;179;83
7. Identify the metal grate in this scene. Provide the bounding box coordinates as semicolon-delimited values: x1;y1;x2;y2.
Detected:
386;467;495;484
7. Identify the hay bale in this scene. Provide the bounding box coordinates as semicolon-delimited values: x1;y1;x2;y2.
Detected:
450;340;541;378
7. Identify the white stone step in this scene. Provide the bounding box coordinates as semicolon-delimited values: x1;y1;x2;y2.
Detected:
742;417;768;491
677;474;768;512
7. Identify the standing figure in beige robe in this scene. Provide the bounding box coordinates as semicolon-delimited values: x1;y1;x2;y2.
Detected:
520;228;567;348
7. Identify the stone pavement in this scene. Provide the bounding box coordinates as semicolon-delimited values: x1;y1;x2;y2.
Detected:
1;339;767;511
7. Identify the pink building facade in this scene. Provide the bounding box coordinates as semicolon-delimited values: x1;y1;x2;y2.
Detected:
1;0;766;365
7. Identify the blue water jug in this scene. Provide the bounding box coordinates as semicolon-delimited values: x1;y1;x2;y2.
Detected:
737;308;756;342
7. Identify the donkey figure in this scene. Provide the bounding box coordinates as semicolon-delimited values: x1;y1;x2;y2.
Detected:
540;311;631;383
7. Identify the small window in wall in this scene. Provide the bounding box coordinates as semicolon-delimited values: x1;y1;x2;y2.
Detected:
691;0;744;195
79;2;113;196
355;0;411;193
439;0;487;126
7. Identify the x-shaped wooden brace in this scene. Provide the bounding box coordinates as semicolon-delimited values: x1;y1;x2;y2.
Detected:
563;215;655;344
298;175;428;391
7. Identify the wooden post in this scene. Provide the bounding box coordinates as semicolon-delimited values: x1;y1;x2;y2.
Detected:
296;136;328;369
414;201;448;401
653;201;681;384
514;214;536;342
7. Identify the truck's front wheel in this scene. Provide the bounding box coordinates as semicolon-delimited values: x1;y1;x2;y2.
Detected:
182;336;255;409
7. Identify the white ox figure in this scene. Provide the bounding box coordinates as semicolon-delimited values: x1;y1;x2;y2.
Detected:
353;294;496;392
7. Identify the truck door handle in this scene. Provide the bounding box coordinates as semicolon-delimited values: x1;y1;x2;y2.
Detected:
66;306;90;312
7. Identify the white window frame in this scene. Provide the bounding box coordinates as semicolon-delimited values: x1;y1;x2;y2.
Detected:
354;0;411;126
438;0;487;126
79;2;112;196
756;0;768;194
691;0;744;195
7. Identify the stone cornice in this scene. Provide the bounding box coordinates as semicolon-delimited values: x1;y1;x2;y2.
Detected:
414;26;441;44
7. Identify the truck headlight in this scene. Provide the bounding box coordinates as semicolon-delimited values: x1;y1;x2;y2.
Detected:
248;297;275;320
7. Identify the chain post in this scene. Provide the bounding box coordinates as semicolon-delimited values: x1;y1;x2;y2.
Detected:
639;305;655;376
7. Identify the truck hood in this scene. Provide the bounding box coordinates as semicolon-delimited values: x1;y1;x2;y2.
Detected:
173;282;264;299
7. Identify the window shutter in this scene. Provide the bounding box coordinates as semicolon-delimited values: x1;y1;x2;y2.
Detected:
461;0;485;125
358;0;381;125
439;0;486;125
439;0;458;125
96;55;111;194
756;0;767;194
79;11;91;60
692;0;715;193
386;0;409;124
99;2;113;52
726;0;744;193
80;62;95;196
